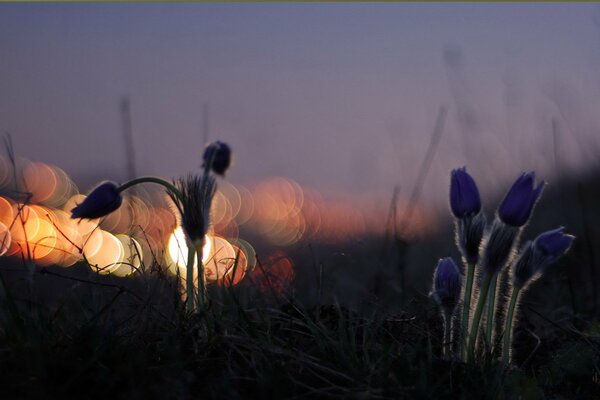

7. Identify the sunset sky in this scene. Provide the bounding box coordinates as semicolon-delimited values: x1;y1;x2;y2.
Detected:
2;3;600;212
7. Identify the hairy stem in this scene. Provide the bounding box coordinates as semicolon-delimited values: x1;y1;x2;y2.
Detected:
467;272;493;363
194;239;207;312
443;313;453;360
485;273;498;351
185;244;196;312
461;262;475;361
502;287;521;366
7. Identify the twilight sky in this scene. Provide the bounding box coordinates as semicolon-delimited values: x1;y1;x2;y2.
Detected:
2;3;600;212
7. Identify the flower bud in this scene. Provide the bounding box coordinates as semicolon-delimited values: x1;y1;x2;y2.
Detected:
498;172;545;227
71;182;123;220
512;227;574;289
450;167;481;218
480;218;519;275
432;257;462;315
455;212;486;265
203;141;232;176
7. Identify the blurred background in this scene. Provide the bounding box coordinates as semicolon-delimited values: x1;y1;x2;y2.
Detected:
1;3;600;316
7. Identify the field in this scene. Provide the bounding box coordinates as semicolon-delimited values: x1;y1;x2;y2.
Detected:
1;152;599;400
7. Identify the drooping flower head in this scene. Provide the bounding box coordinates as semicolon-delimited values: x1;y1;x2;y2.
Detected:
512;227;574;288
498;172;545;227
450;167;481;219
71;182;123;220
169;174;216;243
432;257;462;315
202;141;232;176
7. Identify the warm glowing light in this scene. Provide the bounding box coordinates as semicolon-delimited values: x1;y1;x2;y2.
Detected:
219;243;249;286
0;196;14;226
9;205;40;244
111;235;143;277
22;162;58;204
29;218;58;260
204;235;236;282
218;181;242;221
86;230;124;274
0;222;11;256
81;229;104;260
235;185;254;225
166;226;212;275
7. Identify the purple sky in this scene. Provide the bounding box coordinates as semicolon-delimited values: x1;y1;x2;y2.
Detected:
2;3;600;212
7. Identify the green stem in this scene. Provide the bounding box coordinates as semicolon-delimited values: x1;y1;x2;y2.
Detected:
185;244;196;312
194;240;207;312
502;287;521;366
485;274;498;351
467;272;493;363
117;176;183;202
461;262;475;361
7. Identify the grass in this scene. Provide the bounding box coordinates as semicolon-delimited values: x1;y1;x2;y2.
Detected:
0;247;599;400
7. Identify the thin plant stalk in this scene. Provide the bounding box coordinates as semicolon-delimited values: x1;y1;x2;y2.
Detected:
461;262;475;360
443;313;453;360
194;239;207;311
502;287;521;366
185;244;196;312
485;274;498;351
467;272;494;363
117;176;183;202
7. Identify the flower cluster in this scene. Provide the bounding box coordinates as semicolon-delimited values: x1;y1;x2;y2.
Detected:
71;141;232;313
432;167;573;365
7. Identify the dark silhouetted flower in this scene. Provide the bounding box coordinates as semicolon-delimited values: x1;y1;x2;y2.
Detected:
432;257;462;315
456;212;486;265
71;182;122;220
169;175;216;243
498;172;545;227
513;227;574;288
480;219;519;274
450;167;481;218
203;141;232;176
535;227;574;264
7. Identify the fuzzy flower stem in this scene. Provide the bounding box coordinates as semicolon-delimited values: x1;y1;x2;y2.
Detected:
467;272;494;363
485;274;498;351
502;286;521;366
443;313;453;360
461;262;475;360
194;239;207;311
117;176;184;202
185;244;196;312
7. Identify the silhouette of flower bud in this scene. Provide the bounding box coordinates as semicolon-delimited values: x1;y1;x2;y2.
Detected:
456;212;486;265
535;227;574;264
202;141;232;176
480;219;519;275
498;172;545;227
512;227;574;289
450;167;481;218
71;182;123;220
432;257;462;315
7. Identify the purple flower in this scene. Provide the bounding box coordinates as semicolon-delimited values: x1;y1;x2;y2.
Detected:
432;257;462;315
534;227;574;265
203;141;232;176
498;172;545;227
513;227;574;288
71;182;123;220
450;167;481;218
